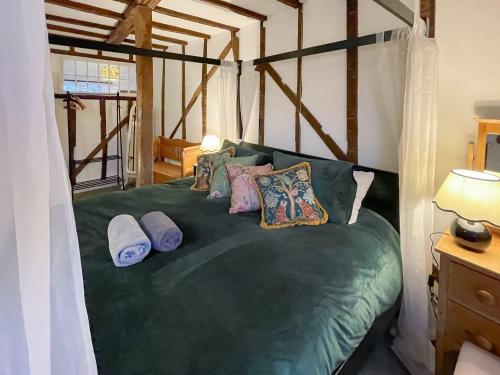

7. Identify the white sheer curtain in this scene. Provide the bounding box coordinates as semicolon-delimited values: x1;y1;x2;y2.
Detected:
0;1;97;374
217;61;239;142
378;18;439;375
239;61;259;141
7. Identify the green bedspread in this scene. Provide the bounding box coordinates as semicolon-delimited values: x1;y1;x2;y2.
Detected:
74;178;402;375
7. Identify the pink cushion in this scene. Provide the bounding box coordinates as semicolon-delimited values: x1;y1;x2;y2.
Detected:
227;164;273;214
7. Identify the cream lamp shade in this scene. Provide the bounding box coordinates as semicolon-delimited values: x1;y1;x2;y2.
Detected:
433;169;500;226
200;135;221;152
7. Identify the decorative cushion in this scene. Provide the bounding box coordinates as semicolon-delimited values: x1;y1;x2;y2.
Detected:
272;151;356;225
208;155;258;199
221;139;272;165
254;162;328;229
348;171;375;224
227;163;273;213
191;147;235;191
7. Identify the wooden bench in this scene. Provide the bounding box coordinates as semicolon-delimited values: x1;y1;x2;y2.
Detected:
153;137;201;184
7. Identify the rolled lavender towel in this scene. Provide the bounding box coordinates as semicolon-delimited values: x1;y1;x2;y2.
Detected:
140;211;183;252
108;214;151;267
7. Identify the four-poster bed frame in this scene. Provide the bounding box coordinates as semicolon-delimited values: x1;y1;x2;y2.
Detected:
48;0;434;183
45;1;435;372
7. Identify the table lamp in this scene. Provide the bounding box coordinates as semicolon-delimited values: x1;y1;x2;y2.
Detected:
200;135;220;153
433;169;500;251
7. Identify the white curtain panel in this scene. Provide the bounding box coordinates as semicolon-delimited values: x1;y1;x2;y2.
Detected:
0;1;97;374
239;61;259;141
390;18;439;375
217;61;239;142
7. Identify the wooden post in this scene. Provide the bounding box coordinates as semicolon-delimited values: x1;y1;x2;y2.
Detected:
99;99;108;179
231;31;240;61
66;94;77;187
346;0;358;163
135;5;154;186
202;39;208;138
161;49;166;137
420;0;436;37
295;4;303;153
258;21;266;145
181;45;186;139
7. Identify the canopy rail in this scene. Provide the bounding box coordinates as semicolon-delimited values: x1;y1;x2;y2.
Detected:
253;30;394;66
48;34;221;66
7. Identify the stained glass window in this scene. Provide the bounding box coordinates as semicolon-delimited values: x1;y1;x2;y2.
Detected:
62;58;136;94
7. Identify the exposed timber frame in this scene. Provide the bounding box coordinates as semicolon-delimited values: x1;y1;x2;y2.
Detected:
46;0;423;177
346;0;358;163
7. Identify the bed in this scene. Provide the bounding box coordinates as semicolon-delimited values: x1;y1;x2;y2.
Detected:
74;143;402;375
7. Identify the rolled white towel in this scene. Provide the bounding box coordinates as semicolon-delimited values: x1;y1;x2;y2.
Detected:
108;214;151;267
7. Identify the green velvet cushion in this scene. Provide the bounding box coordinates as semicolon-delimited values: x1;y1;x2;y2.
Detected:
272;151;356;225
208;155;258;199
222;139;271;165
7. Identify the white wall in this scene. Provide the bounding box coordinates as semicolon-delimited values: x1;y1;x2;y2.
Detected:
184;0;411;172
434;0;500;228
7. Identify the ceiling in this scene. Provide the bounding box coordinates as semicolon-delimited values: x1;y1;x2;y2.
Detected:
45;0;290;50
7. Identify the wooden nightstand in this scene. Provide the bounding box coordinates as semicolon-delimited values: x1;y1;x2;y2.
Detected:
435;229;500;375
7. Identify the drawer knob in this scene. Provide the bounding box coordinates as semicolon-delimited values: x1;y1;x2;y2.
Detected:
475;289;496;307
473;334;494;352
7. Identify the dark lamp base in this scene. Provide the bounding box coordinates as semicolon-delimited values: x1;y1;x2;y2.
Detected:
451;218;492;252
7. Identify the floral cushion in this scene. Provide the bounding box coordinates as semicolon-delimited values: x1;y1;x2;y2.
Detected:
227;164;273;213
191;147;235;191
208;155;258;199
254;162;328;229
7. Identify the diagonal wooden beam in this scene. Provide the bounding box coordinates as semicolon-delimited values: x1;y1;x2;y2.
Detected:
75;116;129;177
113;0;239;32
197;0;267;21
170;41;233;139
276;0;301;8
46;14;188;45
262;63;348;161
107;0;161;44
45;0;123;20
47;24;168;50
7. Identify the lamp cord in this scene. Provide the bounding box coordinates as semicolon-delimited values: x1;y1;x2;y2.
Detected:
428;232;452;319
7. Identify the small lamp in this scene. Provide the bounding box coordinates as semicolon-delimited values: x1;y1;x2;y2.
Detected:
200;135;221;153
433;169;500;251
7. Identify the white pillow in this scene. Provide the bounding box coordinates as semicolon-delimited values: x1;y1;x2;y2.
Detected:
348;171;375;224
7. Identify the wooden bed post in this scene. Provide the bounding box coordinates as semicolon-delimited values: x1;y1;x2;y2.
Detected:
181;45;187;139
135;5;154;187
99;99;108;180
202;39;208;138
346;0;358;163
65;93;77;187
161;49;166;137
258;21;266;145
295;4;303;153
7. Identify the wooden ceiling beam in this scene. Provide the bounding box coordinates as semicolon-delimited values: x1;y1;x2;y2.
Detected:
152;21;211;39
45;0;123;20
276;0;301;8
154;5;239;32
107;1;161;44
46;14;114;31
47;24;168;50
50;48;135;64
46;14;187;45
197;0;267;22
113;0;239;32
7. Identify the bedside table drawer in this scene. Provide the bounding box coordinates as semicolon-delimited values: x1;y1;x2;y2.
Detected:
448;262;500;322
446;301;500;355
